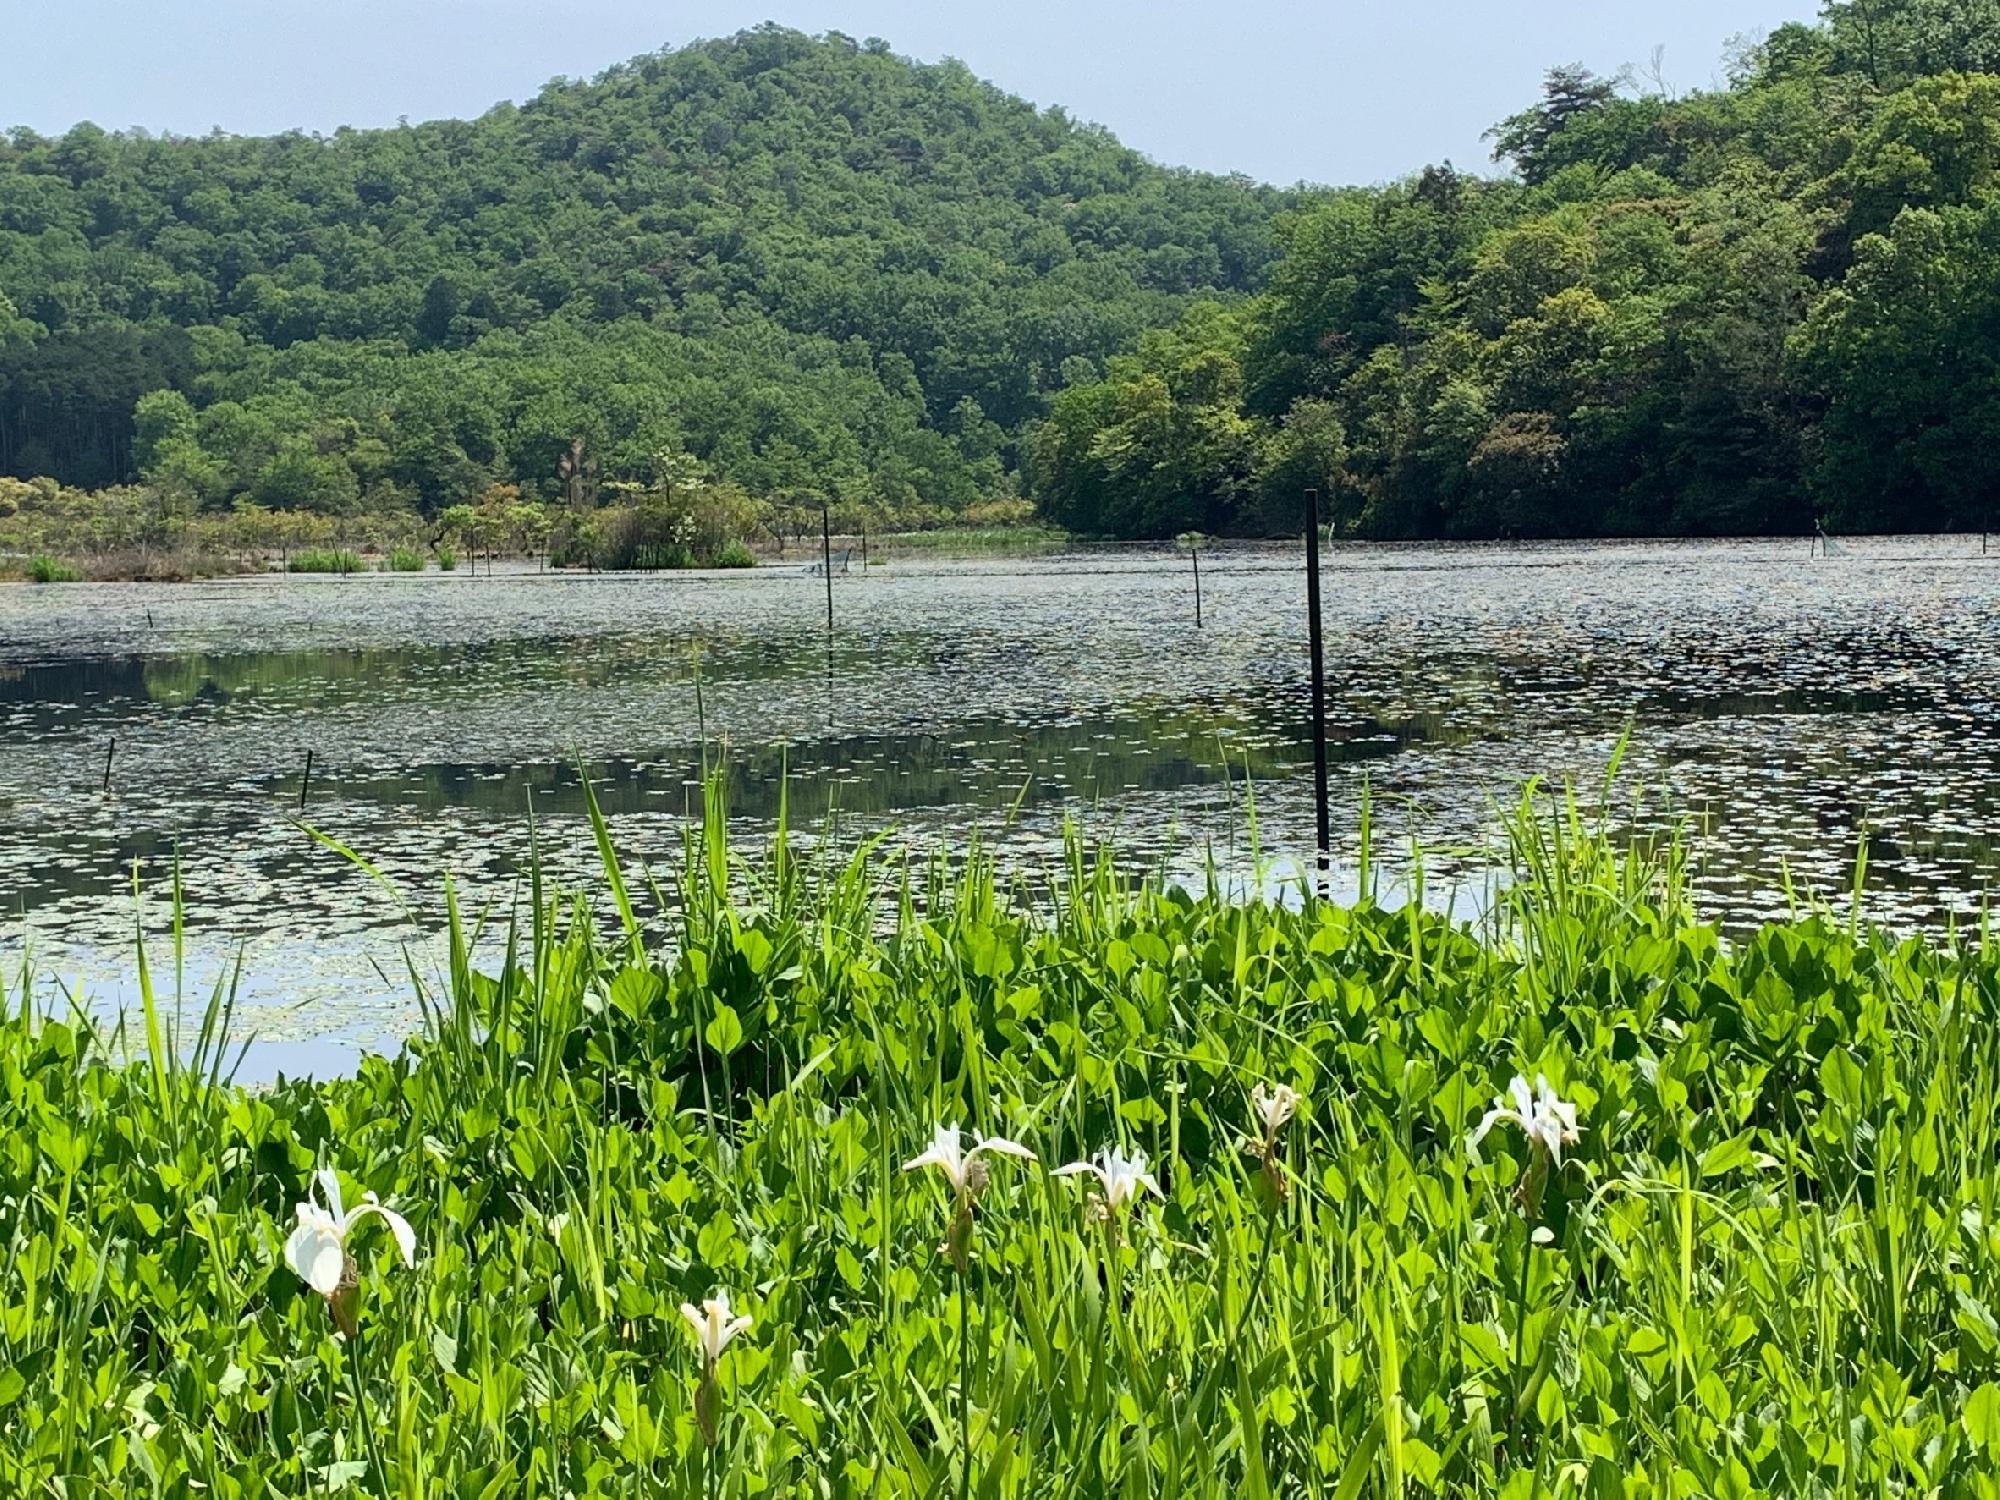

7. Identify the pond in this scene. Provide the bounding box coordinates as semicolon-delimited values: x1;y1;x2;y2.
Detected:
3;536;1998;1074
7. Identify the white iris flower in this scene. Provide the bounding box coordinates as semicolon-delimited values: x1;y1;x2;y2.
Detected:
1053;1145;1163;1211
283;1168;416;1298
679;1290;753;1369
903;1122;1037;1199
1469;1073;1581;1165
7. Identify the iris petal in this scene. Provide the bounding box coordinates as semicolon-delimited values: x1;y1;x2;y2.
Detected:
286;1222;345;1296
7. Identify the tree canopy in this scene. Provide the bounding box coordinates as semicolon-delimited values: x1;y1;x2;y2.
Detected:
1037;0;2000;538
0;26;1281;522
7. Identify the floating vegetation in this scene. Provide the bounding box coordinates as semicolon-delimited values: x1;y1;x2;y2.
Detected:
3;780;1999;1493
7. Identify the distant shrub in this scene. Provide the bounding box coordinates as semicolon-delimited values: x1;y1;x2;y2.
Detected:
286;548;363;575
434;545;458;572
712;541;756;569
384;547;426;572
26;554;81;583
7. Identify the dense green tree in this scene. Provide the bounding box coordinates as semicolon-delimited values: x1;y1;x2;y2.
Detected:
1030;308;1258;536
1486;65;1622;186
1832;70;2000;238
1825;0;2000;84
1243;171;1515;415
252;438;357;514
0;290;37;349
1793;202;2000;531
0;327;193;487
0;28;1281;517
1041;1;2000;540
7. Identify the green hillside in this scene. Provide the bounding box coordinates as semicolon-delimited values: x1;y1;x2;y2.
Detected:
0;25;1280;524
16;2;2000;552
1035;0;2000;539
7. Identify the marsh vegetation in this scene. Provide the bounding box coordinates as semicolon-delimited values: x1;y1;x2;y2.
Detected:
4;775;1999;1494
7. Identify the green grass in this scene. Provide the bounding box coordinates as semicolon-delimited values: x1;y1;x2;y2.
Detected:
286;548;365;575
382;548;426;573
434;544;458;572
5;781;2000;1495
26;553;82;582
867;524;1070;558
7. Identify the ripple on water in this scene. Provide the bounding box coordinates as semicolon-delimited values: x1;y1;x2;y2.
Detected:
2;537;1997;1051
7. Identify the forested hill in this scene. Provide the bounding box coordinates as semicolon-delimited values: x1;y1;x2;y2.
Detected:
1035;0;2000;540
0;26;1280;518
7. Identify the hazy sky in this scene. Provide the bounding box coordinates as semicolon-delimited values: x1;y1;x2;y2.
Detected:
6;1;1821;186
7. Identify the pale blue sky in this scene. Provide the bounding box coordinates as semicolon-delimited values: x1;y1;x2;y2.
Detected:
5;0;1820;185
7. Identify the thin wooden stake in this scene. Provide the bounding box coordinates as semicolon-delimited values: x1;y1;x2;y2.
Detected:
821;506;835;633
102;737;115;793
1304;489;1330;886
299;749;313;813
1192;546;1203;629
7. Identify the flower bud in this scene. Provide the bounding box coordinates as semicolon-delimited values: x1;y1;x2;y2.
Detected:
694;1371;721;1447
329;1252;360;1338
944;1202;975;1274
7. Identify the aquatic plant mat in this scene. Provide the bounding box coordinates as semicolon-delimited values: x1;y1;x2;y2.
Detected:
4;782;2000;1495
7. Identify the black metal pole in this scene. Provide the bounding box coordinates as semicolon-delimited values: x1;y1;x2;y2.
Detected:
299;749;313;813
861;524;869;573
1192;546;1203;629
1304;489;1330;883
821;506;835;633
102;736;115;793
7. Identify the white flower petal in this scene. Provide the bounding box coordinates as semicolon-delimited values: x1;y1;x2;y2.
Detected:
315;1167;345;1224
1253;1082;1298;1136
286;1221;345;1296
1471;1072;1581;1166
1507;1075;1535;1117
968;1133;1037;1163
904;1124;966;1186
1059;1147;1164;1209
680;1292;750;1364
1467;1106;1512;1150
1106;1148;1153;1200
350;1198;418;1266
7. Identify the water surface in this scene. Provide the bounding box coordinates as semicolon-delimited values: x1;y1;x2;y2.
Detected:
4;538;1997;1069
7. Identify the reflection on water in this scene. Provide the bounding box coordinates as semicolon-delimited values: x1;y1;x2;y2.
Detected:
3;537;1998;1064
